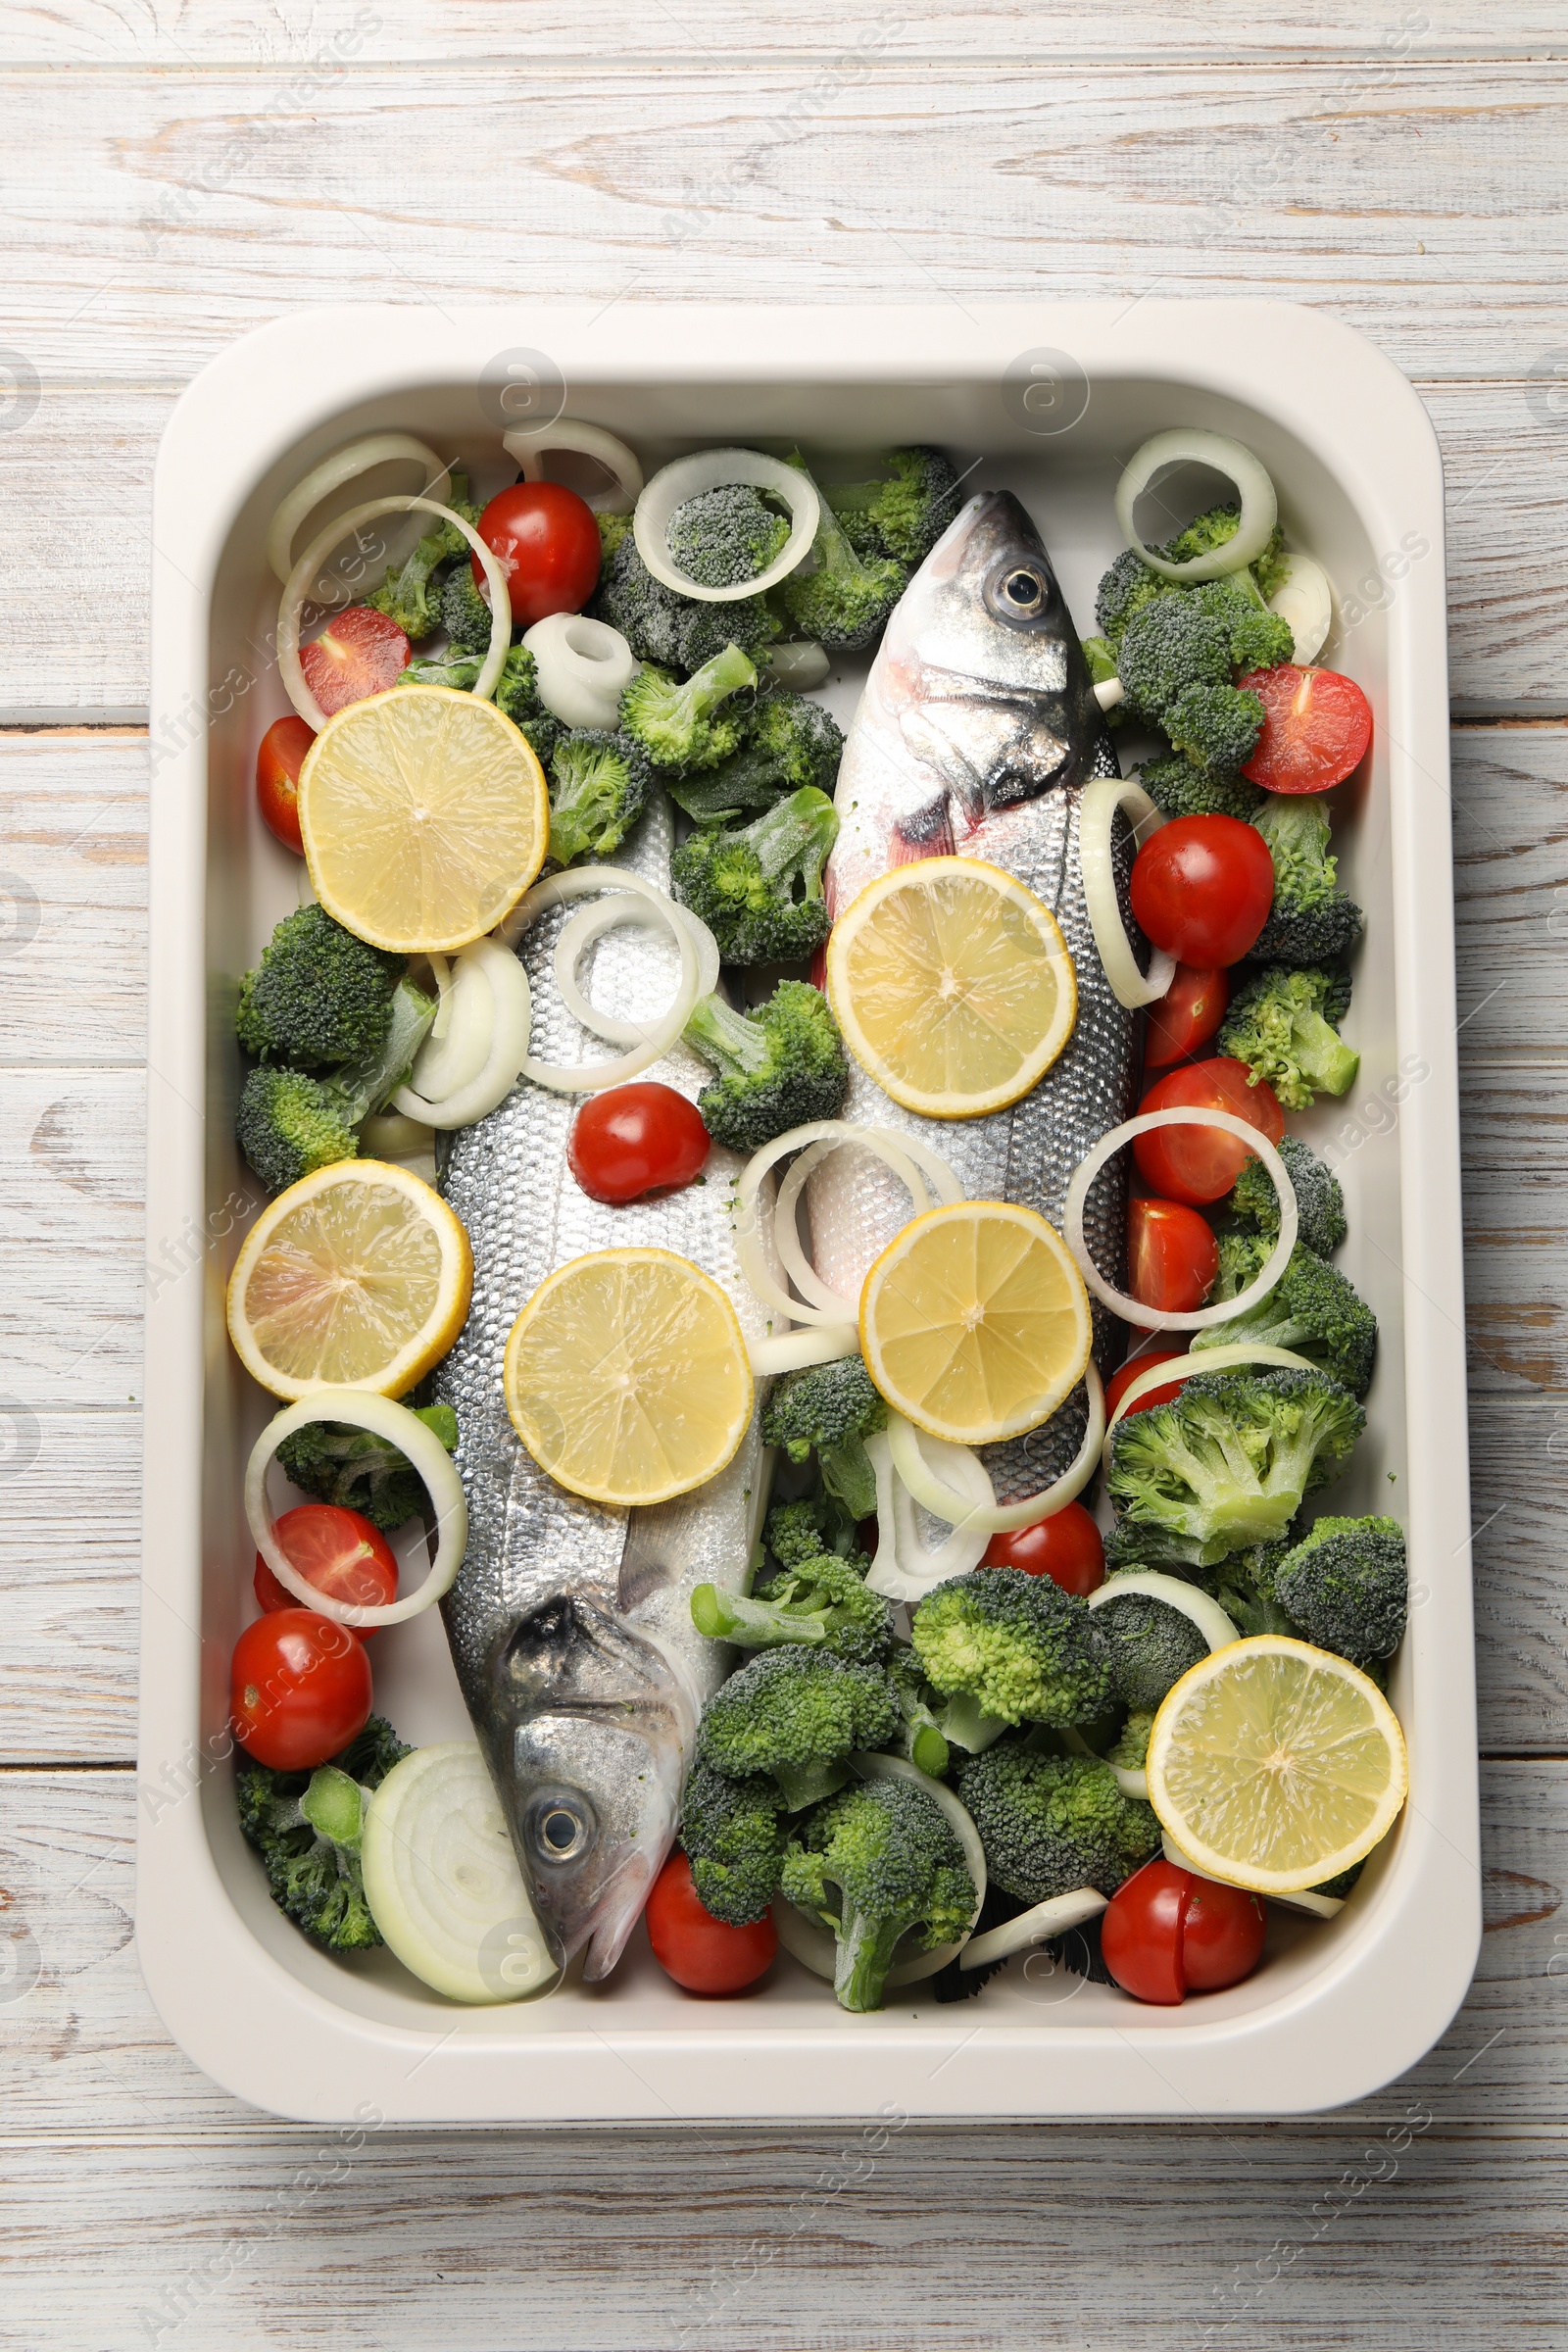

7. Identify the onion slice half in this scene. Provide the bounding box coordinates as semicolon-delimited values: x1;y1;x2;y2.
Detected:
865;1423;995;1599
1268;551;1334;665
635;449;819;603
393;936;532;1129
1065;1109;1298;1333
1079;775;1176;1010
872;1363;1106;1550
363;1742;558;2002
505;418;643;515
773;1750;986;1988
749;1325;859;1377
246;1389;467;1629
499;868;699;1093
960;1888;1107;1971
267;432;449;583
553;898;718;1049
1115;430;1279;584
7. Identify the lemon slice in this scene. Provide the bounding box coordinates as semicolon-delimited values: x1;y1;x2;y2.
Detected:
826;857;1077;1118
859;1200;1092;1446
1146;1636;1408;1895
227;1160;473;1399
504;1248;753;1507
299;683;549;953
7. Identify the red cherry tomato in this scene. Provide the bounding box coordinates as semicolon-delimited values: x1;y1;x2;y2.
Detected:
1128;1197;1219;1315
254;1504;399;1642
473;481;601;628
645;1851;777;1995
1130;815;1275;968
982;1500;1103;1594
1105;1349;1188;1421
299;606;410;718
1144;962;1229;1069
1179;1874;1269;1992
255;714;315;854
1134;1057;1285;1206
1101;1858;1266;2005
568;1083;711;1204
230;1608;372;1771
1240;663;1373;795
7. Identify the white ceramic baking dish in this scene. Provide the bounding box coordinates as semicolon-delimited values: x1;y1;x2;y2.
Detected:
138;301;1475;2123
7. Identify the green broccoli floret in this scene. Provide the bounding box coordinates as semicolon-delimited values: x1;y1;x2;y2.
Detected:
696;1645;900;1811
683;980;850;1153
1250;793;1366;966
1164;679;1269;773
618;644;757;773
1094;548;1167;658
236;1714;410;1951
665;690;844;824
779;1776;976;2012
1106;1709;1155;1773
822;447;960;566
1274;1515;1408;1667
761;1355;889;1524
884;1646;952;1779
666;483;790;589
1210;1522;1306;1639
1081;634;1122;699
236;904;405;1070
544;728;651;866
397;645;544;728
275;1403;459;1531
765;1488;858;1569
678;1757;790;1927
778;457;907;652
367;476;480;639
1106;1367;1365;1570
597;511;632;564
440;561;496;652
1116;595;1231;716
693;1549;891;1666
670;786;839;966
1218;963;1359;1109
1092;1579;1209;1710
910;1568;1112;1730
1163;503;1290;603
1137;753;1264;822
956;1741;1159;1904
1192;1236;1378;1396
235;1064;360;1194
1193;576;1296;672
594;533;780;672
1222;1133;1348;1258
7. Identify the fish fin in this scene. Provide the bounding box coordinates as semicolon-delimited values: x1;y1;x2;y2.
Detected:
889;794;956;865
617;1546;677;1616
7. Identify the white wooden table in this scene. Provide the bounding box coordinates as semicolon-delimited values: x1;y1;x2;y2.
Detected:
4;8;1567;2343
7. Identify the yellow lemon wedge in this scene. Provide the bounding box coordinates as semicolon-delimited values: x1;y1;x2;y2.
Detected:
226;1159;472;1399
299;683;549;953
1146;1636;1408;1895
858;1200;1092;1446
503;1248;753;1508
825;857;1077;1117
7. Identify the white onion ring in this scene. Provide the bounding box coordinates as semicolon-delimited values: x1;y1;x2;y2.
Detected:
765;643;831;691
553;899;719;1049
748;1325;859;1377
1158;1828;1343;1913
267;432;449;583
960;1888;1107;1971
393;937;532;1129
1079;775;1177;1010
1088;1567;1240;1654
865;1423;995;1600
1268;552;1334;665
1065;1109;1298;1333
246;1390;466;1628
734;1122;959;1331
871;1362;1107;1548
505;419;643;515
409;951;492;1101
279;495;511;732
1115;429;1279;584
1101;1342;1325;1470
523;612;638;728
498;867;698;1093
774;1751;986;1988
635;449;819;603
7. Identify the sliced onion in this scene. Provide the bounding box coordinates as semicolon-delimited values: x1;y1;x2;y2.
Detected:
360;1111;437;1159
749;1325;858;1377
635;449;819;603
764;642;831;691
1079;775;1176;1010
1115;430;1278;584
362;1743;557;2003
735;1121;960;1332
871;1364;1105;1551
499;867;697;1093
267;432;449;583
523;611;638;728
246;1390;466;1628
554;897;718;1049
1088;1567;1240;1653
1102;1343;1325;1469
1094;677;1126;713
505;419;643;515
279;494;511;731
408;950;492;1101
774;1751;986;1988
865;1423;995;1601
1158;1827;1342;1913
960;1888;1106;1971
393;937;532;1129
1065;1110;1298;1332
1268;551;1333;664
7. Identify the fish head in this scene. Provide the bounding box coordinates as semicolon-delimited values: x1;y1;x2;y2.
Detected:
483;1592;700;1981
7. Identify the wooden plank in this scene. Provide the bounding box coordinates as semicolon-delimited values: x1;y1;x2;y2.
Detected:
1460;1059;1568;1394
1452;722;1568;1054
0;1413;140;1762
2;67;1567;387
1470;1389;1568;1750
0;1067;144;1411
0;733;146;1060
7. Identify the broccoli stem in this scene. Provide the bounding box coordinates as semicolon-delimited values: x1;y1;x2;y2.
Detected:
1293;1008;1360;1098
833;1903;907;2013
818;1436;879;1524
691;1582;829;1648
299;1765;366;1852
683;992;769;1078
327;976;437;1126
935;1692;1010;1754
774;1757;851;1811
908;1721;952;1778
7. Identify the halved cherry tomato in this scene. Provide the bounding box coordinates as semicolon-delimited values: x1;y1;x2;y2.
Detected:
1130;815;1275;968
1105;1348;1188;1421
1101;1858;1266;2005
1240;663;1373;794
299;606;410;717
982;1500;1103;1595
254;1504;399;1642
473;481;601;628
255;714;316;853
1144;962;1229;1069
1134;1057;1284;1206
230;1608;373;1771
1128;1197;1219;1315
568;1083;711;1204
645;1850;777;1995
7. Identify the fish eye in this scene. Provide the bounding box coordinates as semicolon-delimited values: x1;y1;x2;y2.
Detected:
1004;568;1045;609
528;1790;594;1864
